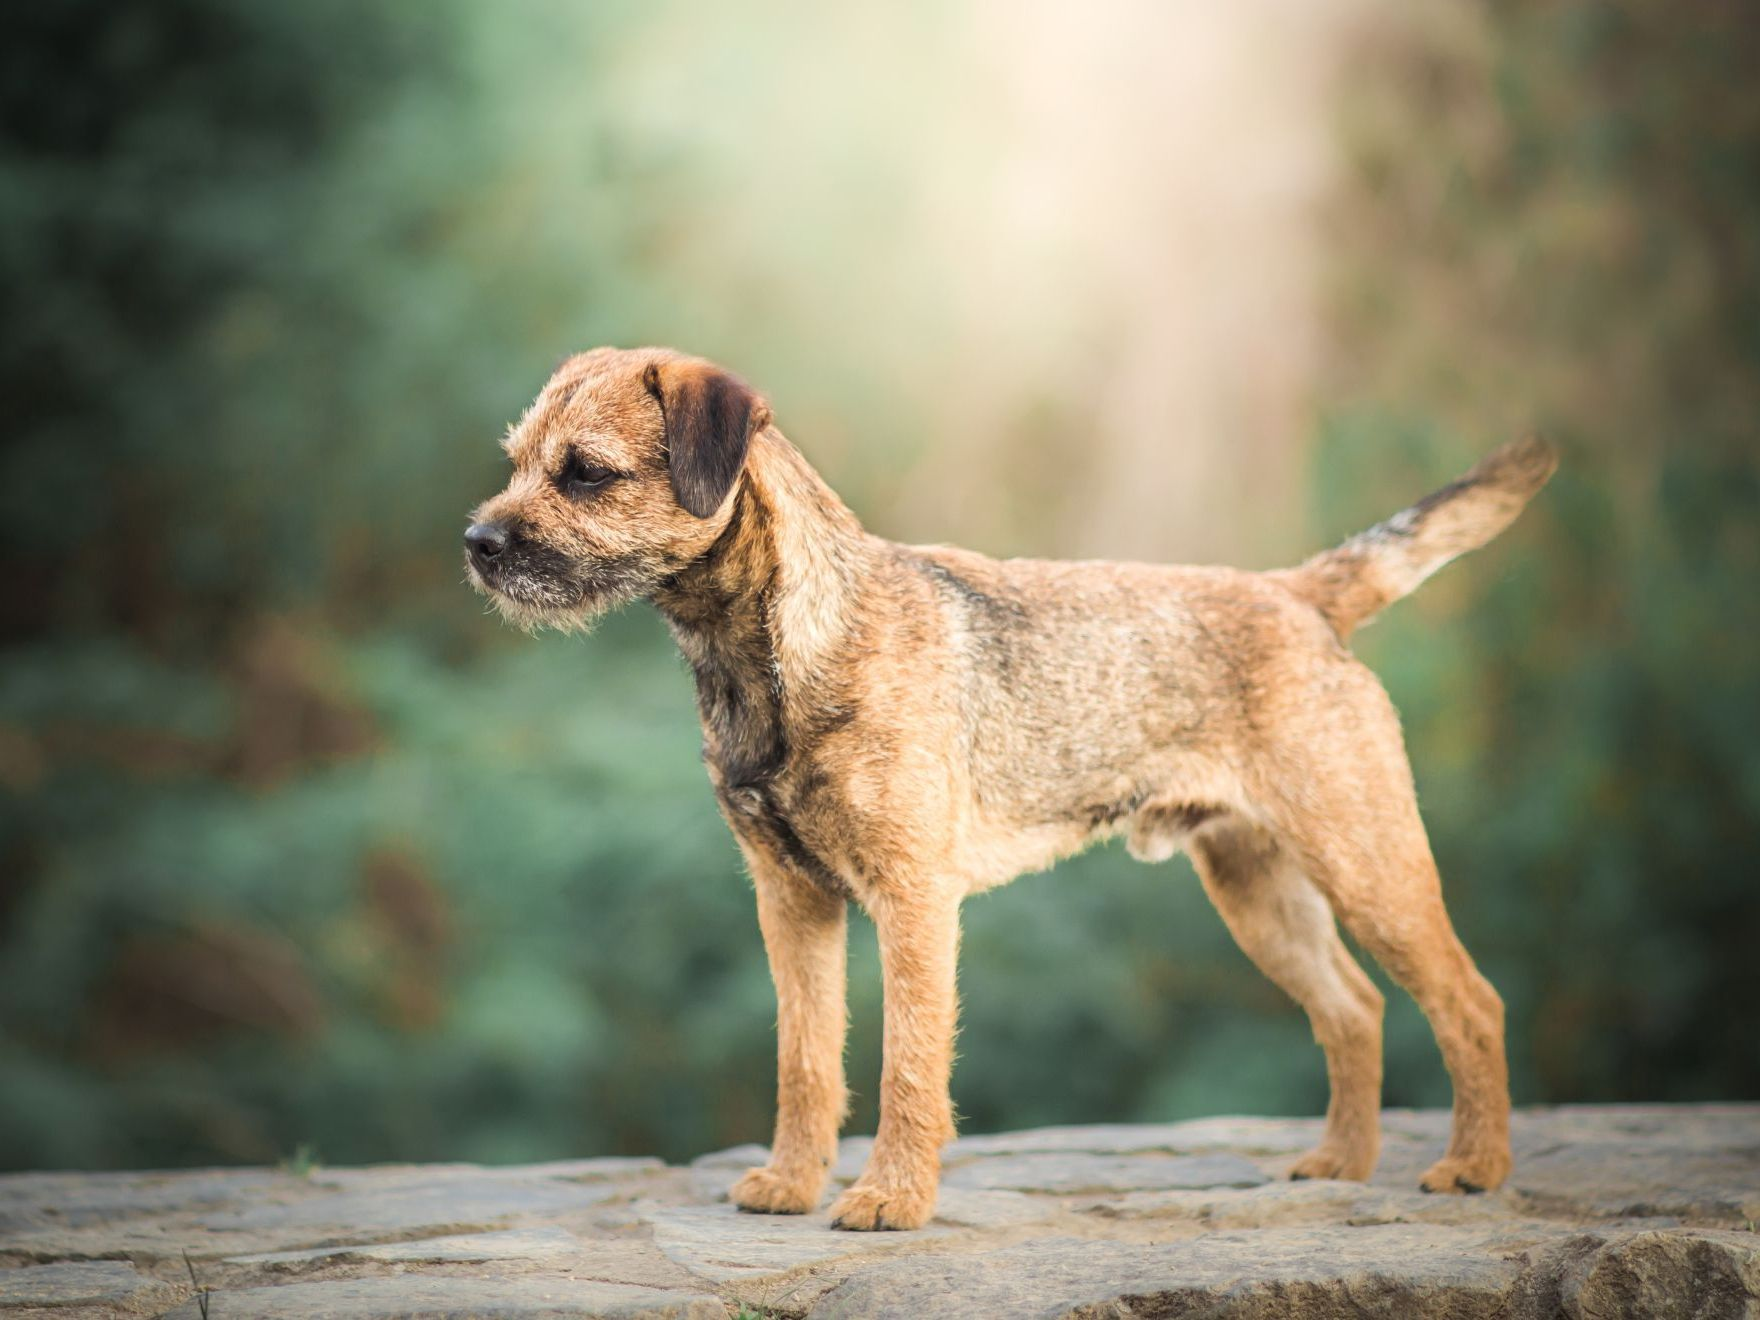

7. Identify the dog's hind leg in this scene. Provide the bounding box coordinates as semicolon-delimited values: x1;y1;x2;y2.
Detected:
1266;699;1512;1193
1189;818;1385;1181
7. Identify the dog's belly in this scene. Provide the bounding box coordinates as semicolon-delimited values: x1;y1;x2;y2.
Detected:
957;752;1245;893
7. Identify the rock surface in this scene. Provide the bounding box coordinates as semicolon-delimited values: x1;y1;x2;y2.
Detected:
0;1105;1754;1317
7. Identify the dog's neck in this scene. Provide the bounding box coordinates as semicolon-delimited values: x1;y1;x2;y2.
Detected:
651;431;871;785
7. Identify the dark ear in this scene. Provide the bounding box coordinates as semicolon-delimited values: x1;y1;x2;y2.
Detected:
643;358;771;518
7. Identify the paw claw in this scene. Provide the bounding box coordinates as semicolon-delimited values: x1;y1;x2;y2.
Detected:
828;1180;931;1232
829;1214;887;1231
1418;1154;1508;1195
1287;1145;1374;1183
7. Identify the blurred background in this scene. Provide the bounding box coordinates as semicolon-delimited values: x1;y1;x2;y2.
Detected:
1;0;1755;1173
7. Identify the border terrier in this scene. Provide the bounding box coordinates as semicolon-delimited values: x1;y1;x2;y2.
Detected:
465;346;1555;1230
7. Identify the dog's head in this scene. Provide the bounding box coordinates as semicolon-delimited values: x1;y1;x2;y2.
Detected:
465;347;770;631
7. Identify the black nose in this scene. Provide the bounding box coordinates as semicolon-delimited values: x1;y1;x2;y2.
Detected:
465;521;509;563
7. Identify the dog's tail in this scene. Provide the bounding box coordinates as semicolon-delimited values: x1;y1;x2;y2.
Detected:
1274;436;1557;641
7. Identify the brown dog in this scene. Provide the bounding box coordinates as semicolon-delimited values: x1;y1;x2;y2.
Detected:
465;346;1555;1231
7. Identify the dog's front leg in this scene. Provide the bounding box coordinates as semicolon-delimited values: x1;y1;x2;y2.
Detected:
730;855;849;1215
830;882;960;1231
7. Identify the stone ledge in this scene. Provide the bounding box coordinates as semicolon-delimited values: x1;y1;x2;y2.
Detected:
0;1106;1755;1317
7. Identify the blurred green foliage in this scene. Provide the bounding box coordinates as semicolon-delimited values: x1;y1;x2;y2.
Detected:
0;1;1753;1173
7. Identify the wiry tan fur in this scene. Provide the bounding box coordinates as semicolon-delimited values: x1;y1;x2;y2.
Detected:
466;347;1557;1230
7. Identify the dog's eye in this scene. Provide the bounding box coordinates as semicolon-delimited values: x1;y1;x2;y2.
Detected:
561;455;617;496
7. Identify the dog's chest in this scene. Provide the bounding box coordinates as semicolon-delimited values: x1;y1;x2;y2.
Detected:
686;642;859;898
711;751;858;900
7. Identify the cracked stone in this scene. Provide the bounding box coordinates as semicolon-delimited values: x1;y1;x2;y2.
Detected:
226;1226;586;1267
159;1276;723;1319
0;1259;182;1310
642;1202;939;1283
814;1225;1532;1318
943;1150;1268;1194
197;1173;627;1237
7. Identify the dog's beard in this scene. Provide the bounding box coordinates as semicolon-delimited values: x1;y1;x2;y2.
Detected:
466;552;669;636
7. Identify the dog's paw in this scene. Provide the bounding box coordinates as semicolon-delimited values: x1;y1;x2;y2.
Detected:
828;1178;935;1231
730;1165;822;1215
1288;1145;1375;1182
1418;1152;1510;1195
